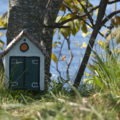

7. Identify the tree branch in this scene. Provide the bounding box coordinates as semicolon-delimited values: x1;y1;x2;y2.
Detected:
101;10;120;26
44;4;105;37
44;5;99;29
62;2;73;13
77;0;94;26
65;37;74;80
74;0;108;87
56;0;119;28
56;39;65;79
108;0;120;4
80;18;105;37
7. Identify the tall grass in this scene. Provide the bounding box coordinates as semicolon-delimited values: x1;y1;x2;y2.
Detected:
0;51;120;119
88;51;120;96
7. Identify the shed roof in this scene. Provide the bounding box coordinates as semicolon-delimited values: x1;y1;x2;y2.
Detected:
0;30;46;58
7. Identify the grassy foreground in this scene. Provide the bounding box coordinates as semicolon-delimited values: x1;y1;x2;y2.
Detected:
0;52;120;120
0;88;119;120
0;80;119;120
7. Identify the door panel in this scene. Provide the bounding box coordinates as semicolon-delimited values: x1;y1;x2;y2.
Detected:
25;57;40;90
10;57;24;89
9;57;40;90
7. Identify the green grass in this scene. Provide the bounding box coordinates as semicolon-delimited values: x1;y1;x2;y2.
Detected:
0;51;120;120
0;87;119;120
88;51;120;95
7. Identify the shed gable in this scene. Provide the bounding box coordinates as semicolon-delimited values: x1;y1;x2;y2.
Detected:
0;30;46;58
6;36;44;57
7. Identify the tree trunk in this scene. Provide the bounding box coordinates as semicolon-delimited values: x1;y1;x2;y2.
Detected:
74;0;108;87
7;0;63;89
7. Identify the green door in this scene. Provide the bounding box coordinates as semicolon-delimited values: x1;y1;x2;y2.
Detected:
10;57;25;89
25;57;40;90
10;57;40;90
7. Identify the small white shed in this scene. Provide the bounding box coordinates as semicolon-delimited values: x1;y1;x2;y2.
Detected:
2;30;45;91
